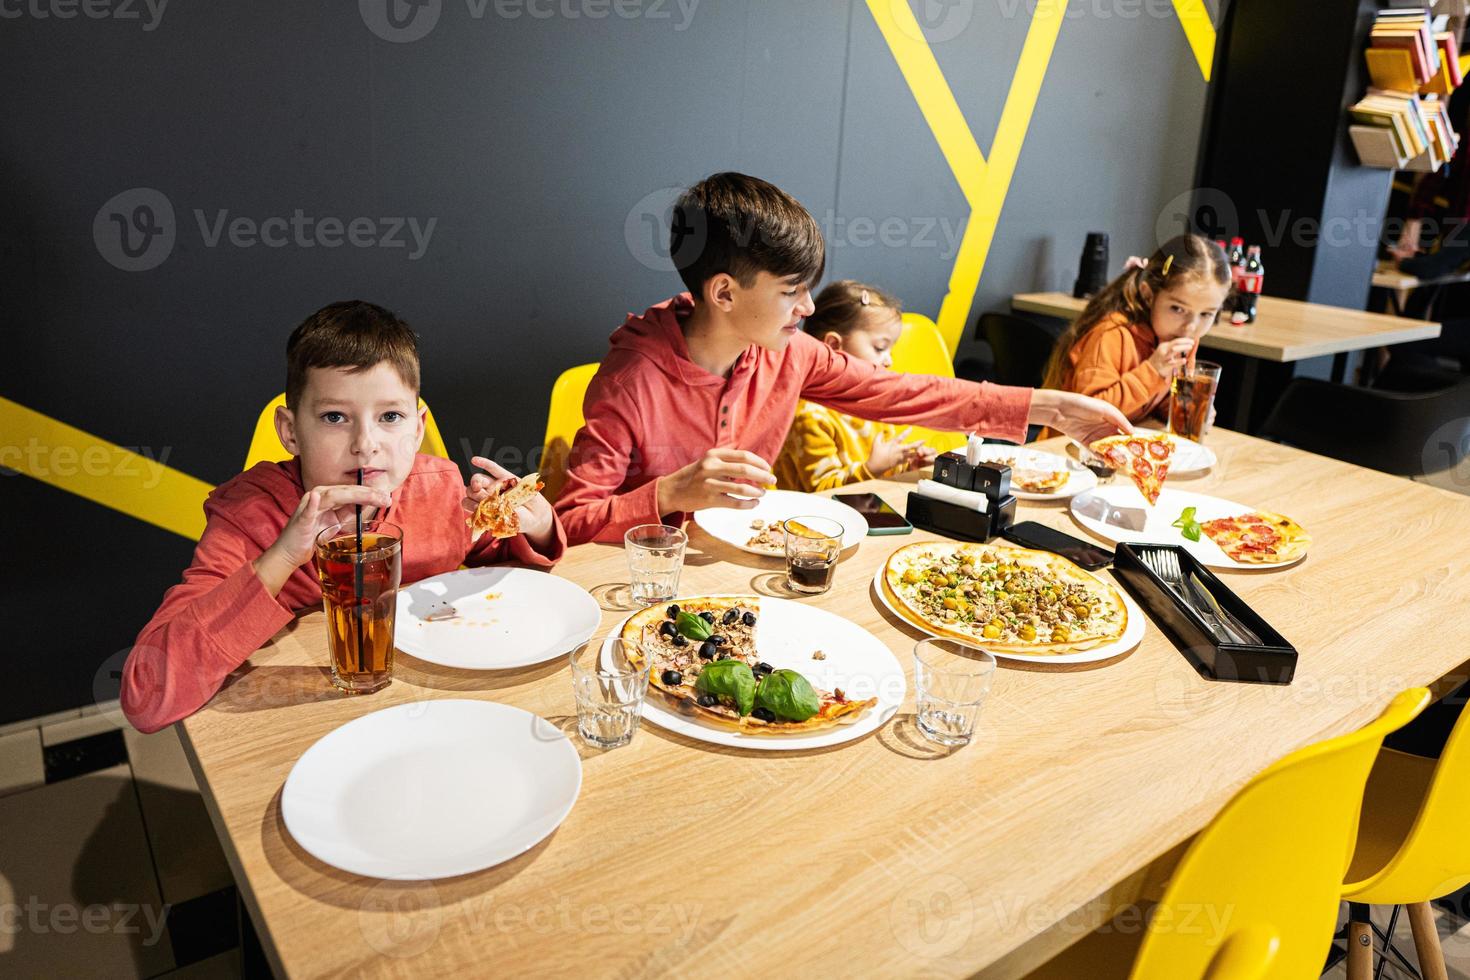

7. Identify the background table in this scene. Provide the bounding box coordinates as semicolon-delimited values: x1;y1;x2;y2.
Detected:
1372;259;1470;318
180;430;1470;978
1011;292;1441;427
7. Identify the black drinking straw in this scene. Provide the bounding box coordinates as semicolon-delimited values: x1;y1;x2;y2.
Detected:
355;467;365;671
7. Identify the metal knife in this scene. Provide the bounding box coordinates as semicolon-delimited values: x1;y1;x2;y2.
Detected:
1187;572;1259;646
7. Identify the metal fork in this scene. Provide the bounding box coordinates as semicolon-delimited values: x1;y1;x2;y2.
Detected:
1141;549;1228;645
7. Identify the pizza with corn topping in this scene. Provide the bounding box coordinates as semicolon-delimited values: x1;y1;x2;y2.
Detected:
882;542;1128;654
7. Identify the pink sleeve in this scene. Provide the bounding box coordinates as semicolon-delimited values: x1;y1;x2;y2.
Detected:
121;519;295;734
796;338;1033;444
553;375;681;546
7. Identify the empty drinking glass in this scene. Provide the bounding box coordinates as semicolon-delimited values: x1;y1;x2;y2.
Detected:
783;516;844;595
570;638;651;749
913;638;997;747
624;524;687;605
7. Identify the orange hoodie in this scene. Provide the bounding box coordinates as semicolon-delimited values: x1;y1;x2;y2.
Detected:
554;293;1033;545
121;454;566;733
1064;313;1170;422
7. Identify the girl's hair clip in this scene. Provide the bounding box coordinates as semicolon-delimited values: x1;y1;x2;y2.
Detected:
860;290;871;306
1161;254;1174;276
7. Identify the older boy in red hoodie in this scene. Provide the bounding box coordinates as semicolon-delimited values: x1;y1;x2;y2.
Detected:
122;301;566;733
556;172;1132;545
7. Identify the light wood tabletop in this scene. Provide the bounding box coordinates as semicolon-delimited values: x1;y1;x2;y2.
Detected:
1011;291;1440;362
179;430;1470;979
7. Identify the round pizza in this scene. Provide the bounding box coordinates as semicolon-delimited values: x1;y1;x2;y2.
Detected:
882;542;1128;654
621;596;877;734
1199;511;1310;564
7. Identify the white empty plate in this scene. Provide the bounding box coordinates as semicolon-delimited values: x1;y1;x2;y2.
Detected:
281;700;581;880
695;490;867;556
396;567;601;670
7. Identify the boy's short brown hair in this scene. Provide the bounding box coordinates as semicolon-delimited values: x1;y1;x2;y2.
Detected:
284;301;420;410
671;172;826;296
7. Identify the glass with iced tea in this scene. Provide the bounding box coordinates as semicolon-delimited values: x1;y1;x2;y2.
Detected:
314;521;403;694
1168;360;1222;443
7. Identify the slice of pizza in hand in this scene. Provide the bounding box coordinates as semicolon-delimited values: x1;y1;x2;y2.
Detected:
467;471;544;538
1089;434;1174;505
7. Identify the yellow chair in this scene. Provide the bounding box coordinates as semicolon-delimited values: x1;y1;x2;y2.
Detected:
1028;688;1430;980
888;313;966;454
243;394;449;471
540;363;600;502
1341;695;1470;979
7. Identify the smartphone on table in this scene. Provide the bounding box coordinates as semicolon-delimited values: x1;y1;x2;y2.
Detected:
833;492;913;535
1000;521;1114;570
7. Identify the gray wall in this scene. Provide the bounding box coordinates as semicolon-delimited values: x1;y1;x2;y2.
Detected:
0;0;1210;723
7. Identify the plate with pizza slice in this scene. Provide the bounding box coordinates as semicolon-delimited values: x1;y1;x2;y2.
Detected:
608;594;904;751
966;445;1097;501
1068;485;1310;570
1068;428;1217;476
872;541;1145;665
694;490;867;557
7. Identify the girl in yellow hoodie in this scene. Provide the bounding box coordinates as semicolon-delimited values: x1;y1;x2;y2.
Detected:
774;281;937;492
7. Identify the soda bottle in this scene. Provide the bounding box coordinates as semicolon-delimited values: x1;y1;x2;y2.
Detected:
1225;237;1246;323
1237;245;1264;323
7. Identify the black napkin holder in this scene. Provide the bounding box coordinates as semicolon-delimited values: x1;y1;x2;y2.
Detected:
906;453;1017;542
1112;543;1297;685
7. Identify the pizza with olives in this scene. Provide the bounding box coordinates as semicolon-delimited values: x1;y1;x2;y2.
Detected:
881;543;1128;654
620;596;878;733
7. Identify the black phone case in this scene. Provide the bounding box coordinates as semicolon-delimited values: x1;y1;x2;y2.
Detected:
1000;523;1114;570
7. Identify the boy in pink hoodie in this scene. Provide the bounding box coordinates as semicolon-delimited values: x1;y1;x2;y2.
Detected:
555;172;1132;545
122;301;567;733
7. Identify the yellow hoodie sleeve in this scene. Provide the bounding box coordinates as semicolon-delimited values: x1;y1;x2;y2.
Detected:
775;406;875;493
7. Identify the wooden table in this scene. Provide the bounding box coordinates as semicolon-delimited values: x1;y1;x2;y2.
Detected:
179;431;1470;979
1372;259;1470;318
1011;292;1441;426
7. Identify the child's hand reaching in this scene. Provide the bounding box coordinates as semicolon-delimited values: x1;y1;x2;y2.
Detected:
868;428;932;476
254;484;392;595
1148;338;1196;379
462;456;555;549
656;449;776;515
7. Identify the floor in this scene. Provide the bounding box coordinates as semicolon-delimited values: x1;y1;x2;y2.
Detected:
1322;901;1470;979
0;702;250;978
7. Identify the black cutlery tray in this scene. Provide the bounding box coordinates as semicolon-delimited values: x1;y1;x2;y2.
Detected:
1112;543;1297;685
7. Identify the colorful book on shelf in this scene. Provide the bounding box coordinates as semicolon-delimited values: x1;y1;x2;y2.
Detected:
1437;33;1463;85
1350;125;1411;169
1367;47;1419;91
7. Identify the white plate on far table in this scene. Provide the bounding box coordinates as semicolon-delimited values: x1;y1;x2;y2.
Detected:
396;567;601;670
281;700;581;880
1068;484;1307;571
1068;427;1218;476
694;489;867;556
870;561;1146;665
966;445;1098;501
604;595;905;751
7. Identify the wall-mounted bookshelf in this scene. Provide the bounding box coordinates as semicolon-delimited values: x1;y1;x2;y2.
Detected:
1349;4;1463;170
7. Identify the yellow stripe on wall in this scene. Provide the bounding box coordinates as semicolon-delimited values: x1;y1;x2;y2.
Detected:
1172;0;1217;83
0;396;213;540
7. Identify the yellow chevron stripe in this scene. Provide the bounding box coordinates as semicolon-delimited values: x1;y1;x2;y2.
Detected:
1172;0;1217;82
864;0;988;194
0;396;212;540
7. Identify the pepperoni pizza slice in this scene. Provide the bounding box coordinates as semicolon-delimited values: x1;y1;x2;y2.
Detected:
1089;434;1174;506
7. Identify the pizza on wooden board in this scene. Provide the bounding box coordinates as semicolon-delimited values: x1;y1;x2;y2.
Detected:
882;542;1128;654
622;597;878;734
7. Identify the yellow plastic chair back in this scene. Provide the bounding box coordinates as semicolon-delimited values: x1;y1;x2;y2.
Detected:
889;313;966;454
540;363;600;502
243;394;449;471
1344;692;1470;905
1121;688;1429;980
